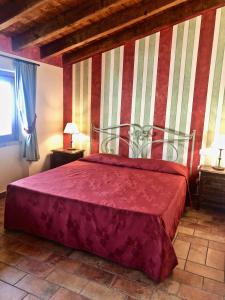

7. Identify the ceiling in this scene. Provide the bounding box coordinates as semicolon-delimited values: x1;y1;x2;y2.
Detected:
0;0;224;64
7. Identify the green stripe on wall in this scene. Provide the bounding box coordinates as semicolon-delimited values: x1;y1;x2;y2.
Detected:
100;46;124;154
206;7;225;148
202;7;225;167
143;35;157;126
178;18;198;163
167;23;184;161
72;58;92;153
131;33;159;157
164;16;201;164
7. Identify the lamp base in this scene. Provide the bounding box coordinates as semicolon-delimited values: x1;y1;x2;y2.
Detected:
212;166;224;171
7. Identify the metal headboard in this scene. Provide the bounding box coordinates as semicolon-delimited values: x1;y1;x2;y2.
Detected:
91;124;196;175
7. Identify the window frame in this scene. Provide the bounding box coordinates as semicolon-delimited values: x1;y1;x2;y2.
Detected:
0;69;18;144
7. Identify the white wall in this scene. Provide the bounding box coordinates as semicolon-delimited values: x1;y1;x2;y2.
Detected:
0;56;63;191
0;144;29;192
29;63;63;175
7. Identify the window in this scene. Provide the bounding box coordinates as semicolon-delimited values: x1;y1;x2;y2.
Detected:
0;70;18;144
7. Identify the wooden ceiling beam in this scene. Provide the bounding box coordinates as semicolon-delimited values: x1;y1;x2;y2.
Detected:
41;0;188;57
12;0;131;50
63;0;225;65
0;0;48;30
40;0;186;58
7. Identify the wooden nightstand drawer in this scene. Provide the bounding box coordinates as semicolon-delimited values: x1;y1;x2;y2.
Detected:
200;191;225;204
201;179;225;193
199;165;225;210
50;149;84;168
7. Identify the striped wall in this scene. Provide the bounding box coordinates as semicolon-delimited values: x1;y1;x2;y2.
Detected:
100;46;124;154
201;7;225;166
72;59;92;152
65;6;225;176
130;33;159;158
163;16;201;165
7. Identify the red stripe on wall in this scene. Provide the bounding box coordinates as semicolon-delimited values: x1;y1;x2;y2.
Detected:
63;64;72;148
188;10;216;181
119;41;135;156
151;27;173;159
91;53;102;153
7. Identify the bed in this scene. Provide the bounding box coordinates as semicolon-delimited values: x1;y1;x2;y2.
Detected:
4;124;195;282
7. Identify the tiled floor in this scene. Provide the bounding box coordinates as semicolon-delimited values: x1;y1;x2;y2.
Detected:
0;198;224;300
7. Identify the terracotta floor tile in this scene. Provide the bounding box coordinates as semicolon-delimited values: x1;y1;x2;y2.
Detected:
194;230;225;244
151;290;181;300
0;262;26;284
99;259;129;275
15;274;59;299
198;219;220;226
157;279;180;294
55;258;82;273
173;239;190;259
176;258;186;270
185;261;224;282
177;225;194;235
187;244;207;264
184;209;212;220
25;240;72;257
178;284;222;300
0;280;26;300
50;287;90;300
194;223;212;233
124;269;154;285
208;241;225;252
13;243;53;262
81;281;127;300
17;257;54;278
4;231;23;239
206;248;225;270
75;262;114;285
176;232;208;247
203;278;225;296
171;269;203;288
46;269;88;293
19;233;42;244
0;235;21;248
111;276;153;299
0;249;24;266
69;250;103;266
211;225;225;236
44;253;63;265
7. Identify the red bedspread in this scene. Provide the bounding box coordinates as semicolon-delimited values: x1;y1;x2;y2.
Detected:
5;154;188;281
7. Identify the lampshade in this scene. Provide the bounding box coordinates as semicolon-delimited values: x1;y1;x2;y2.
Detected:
64;123;79;134
212;135;225;150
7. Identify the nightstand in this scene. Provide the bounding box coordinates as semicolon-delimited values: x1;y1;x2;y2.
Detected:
199;165;225;210
50;148;84;169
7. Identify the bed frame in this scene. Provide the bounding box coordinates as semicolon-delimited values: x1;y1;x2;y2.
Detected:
91;124;196;175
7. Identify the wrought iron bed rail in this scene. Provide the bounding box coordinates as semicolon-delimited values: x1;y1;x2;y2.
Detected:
91;124;196;175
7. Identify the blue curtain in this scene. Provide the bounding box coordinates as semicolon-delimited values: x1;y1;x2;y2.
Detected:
14;61;39;161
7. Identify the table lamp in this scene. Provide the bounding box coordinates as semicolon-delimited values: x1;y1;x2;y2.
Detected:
64;122;79;150
212;134;225;171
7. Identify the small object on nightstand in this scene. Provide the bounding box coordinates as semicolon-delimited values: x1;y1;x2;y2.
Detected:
50;148;84;169
199;165;225;210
